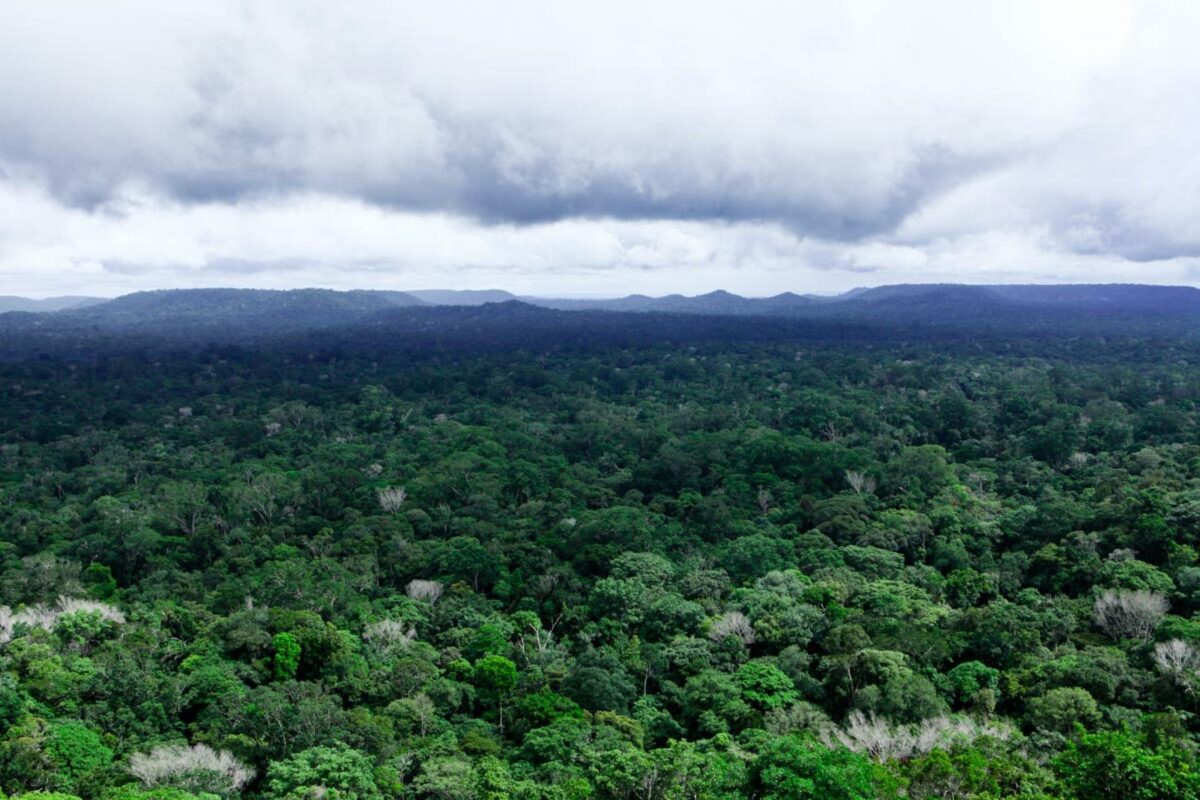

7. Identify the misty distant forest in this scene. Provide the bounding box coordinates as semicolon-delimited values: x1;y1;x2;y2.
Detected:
4;284;1200;800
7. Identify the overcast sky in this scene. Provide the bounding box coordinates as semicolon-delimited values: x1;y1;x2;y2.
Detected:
3;1;1199;297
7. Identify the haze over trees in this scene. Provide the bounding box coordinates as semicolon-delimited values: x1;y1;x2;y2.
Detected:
1;287;1200;798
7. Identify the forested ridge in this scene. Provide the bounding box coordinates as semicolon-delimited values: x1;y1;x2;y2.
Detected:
2;317;1200;799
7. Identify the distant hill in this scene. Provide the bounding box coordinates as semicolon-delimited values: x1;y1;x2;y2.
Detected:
529;290;816;315
822;282;1200;313
828;284;1000;303
0;295;106;313
408;289;519;305
0;288;427;336
984;283;1200;312
78;288;427;328
9;283;1195;325
527;283;1200;320
803;284;1020;322
3;284;1200;357
531;294;662;312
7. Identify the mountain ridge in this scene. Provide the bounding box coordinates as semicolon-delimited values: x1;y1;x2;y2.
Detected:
0;295;107;313
4;284;1200;341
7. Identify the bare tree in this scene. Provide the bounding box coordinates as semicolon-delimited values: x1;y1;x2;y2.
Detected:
57;596;126;624
831;712;915;761
1155;639;1198;673
1;597;125;642
708;610;756;646
129;743;254;797
826;711;1009;763
378;486;408;513
1093;590;1168;641
364;619;417;652
513;610;563;666
406;579;444;604
13;604;58;631
1154;639;1199;693
912;716;1006;753
845;470;877;495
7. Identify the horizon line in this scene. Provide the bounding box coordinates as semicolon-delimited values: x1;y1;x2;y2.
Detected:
9;280;1200;302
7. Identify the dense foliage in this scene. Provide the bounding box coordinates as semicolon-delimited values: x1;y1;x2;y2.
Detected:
3;315;1200;799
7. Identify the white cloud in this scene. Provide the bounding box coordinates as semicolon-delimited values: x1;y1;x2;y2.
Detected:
3;180;1197;298
1;1;1199;295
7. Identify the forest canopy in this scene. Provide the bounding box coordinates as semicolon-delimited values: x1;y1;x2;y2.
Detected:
1;307;1200;799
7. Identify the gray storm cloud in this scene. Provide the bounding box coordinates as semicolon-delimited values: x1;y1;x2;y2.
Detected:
1;1;1199;295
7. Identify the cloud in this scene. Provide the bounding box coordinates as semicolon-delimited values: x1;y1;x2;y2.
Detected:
1;1;1199;294
3;179;1196;298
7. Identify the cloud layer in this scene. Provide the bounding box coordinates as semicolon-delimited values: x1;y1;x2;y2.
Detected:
2;1;1199;295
